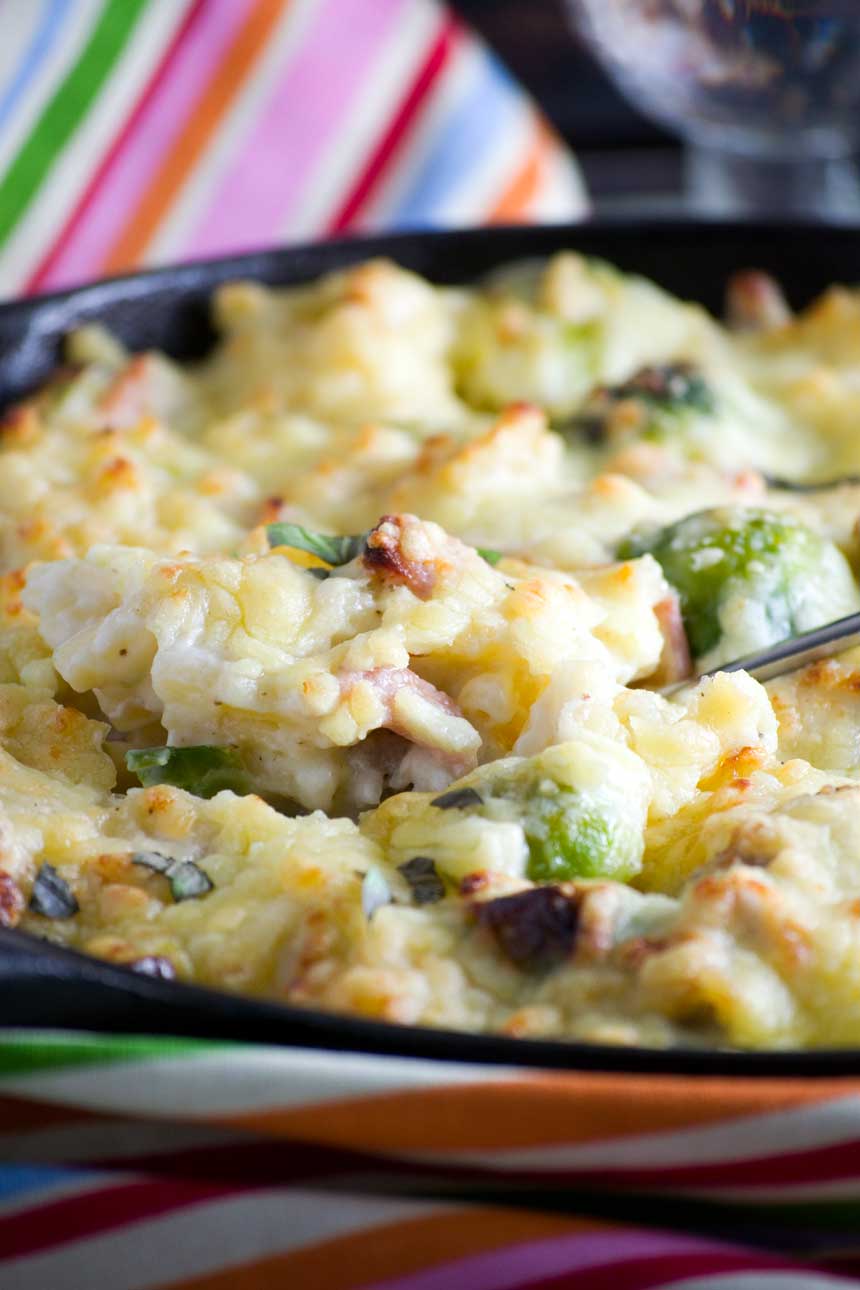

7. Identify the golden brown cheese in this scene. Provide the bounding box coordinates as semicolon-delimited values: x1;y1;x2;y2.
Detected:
23;515;668;811
5;250;860;1051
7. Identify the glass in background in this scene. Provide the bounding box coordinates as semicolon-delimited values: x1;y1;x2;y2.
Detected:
569;1;860;218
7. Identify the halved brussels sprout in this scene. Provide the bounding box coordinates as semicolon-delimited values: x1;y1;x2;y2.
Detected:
619;507;859;668
424;737;649;885
518;785;638;882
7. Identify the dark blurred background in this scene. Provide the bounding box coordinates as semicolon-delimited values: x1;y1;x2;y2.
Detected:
456;0;682;206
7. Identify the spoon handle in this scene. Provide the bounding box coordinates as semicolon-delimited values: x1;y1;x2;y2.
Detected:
660;611;860;696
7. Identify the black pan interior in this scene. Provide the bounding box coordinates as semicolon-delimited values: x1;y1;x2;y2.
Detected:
3;217;860;1075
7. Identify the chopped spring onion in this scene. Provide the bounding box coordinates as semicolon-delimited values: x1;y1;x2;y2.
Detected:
130;850;171;875
29;864;78;919
431;786;483;810
477;548;503;566
397;856;445;906
132;851;214;903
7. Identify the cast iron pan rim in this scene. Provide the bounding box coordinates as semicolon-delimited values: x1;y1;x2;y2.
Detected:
4;216;860;1074
0;212;842;312
6;925;860;1076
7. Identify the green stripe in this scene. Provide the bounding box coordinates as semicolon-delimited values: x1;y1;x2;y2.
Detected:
0;1032;234;1076
0;0;149;249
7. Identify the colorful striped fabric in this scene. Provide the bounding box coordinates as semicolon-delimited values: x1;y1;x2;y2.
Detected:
0;0;587;297
3;1032;860;1288
4;4;842;1288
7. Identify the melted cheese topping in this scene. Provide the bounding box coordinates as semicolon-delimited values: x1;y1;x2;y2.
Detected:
5;251;860;1050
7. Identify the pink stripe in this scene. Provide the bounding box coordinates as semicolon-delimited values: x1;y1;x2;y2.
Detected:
364;1230;770;1290
39;0;256;289
185;0;409;259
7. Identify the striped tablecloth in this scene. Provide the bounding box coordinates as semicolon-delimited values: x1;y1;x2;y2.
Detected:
2;2;857;1287
0;0;586;297
3;1032;860;1288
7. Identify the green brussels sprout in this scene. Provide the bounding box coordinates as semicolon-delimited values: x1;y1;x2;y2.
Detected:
619;507;860;666
449;256;610;418
126;745;250;799
519;785;638;883
430;739;646;885
451;300;600;418
559;362;714;446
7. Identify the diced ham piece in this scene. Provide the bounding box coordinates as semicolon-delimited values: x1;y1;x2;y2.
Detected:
339;665;479;778
363;515;439;599
98;355;155;430
726;270;791;332
0;871;23;928
651;594;693;687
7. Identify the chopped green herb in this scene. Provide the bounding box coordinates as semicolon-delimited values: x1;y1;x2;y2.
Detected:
29;864;78;919
398;856;446;906
361;865;392;920
266;522;366;568
132;851;214;903
168;860;214;902
130;850;171;875
126;746;249;799
431;786;484;810
477;548;503;566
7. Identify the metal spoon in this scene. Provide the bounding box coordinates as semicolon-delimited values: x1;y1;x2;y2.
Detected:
661;610;860;696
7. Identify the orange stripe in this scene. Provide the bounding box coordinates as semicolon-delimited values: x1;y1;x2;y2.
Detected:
173;1207;600;1290
5;1074;860;1152
100;0;288;275
221;1072;860;1153
7;1076;860;1154
487;119;551;223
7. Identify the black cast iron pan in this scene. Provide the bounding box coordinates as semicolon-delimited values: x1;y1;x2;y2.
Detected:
1;218;857;1075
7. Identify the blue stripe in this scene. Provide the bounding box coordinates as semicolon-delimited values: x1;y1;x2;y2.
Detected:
0;1163;83;1204
0;0;74;134
390;51;524;226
